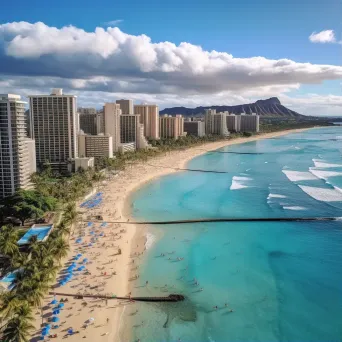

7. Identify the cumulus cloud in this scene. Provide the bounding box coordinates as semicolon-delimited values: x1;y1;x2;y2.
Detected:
103;19;123;26
309;30;336;43
0;22;342;95
0;21;341;115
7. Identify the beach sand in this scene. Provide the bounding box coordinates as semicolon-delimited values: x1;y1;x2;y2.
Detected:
31;128;309;342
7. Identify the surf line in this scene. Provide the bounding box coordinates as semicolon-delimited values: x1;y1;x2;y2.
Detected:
89;217;342;225
144;163;230;174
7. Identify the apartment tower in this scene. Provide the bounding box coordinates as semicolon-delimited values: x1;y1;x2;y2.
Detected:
28;89;78;172
0;94;32;199
116;99;133;115
159;114;185;140
134;104;159;140
104;103;121;152
79;110;104;135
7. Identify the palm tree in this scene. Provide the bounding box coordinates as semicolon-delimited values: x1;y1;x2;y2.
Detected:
27;235;40;256
50;237;69;261
0;225;19;257
2;302;34;342
0;292;21;320
57;221;71;237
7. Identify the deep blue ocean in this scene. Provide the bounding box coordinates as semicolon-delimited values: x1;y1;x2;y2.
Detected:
123;127;342;342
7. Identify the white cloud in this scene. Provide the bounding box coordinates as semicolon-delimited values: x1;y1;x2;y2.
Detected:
0;21;341;115
103;19;123;26
309;30;336;43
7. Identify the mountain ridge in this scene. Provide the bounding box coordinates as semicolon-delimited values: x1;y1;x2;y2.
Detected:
160;97;303;117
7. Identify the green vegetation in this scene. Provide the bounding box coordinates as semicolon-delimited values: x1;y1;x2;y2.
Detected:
0;218;72;340
0;190;58;226
260;117;333;133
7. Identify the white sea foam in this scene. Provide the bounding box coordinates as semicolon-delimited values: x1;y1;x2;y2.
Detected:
230;176;252;190
145;232;156;250
234;176;252;181
299;185;342;202
312;159;342;168
267;194;287;199
282;170;317;182
283;206;307;210
309;168;342;180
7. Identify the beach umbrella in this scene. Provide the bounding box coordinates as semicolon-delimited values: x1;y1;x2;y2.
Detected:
68;328;74;334
58;303;64;308
52;316;59;322
50;299;58;305
83;258;88;263
52;309;60;315
45;324;51;330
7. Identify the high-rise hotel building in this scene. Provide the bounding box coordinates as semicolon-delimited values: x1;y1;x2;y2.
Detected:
0;94;33;199
134;104;159;140
159;114;185;140
104;103;122;152
116;99;133;115
28;88;78;172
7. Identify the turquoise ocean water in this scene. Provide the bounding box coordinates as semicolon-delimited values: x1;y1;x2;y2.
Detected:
123;127;342;342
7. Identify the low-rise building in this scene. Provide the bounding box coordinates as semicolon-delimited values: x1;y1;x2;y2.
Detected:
74;157;94;171
78;133;113;158
118;142;135;153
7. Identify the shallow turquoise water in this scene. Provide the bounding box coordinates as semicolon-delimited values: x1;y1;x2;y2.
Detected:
125;127;342;342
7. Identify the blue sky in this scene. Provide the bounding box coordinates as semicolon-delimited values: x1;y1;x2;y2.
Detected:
0;0;341;115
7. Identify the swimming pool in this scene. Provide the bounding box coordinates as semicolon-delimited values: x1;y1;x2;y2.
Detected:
17;224;53;245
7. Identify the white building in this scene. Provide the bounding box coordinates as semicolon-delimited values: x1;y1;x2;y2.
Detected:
28;88;78;172
0;94;32;199
74;157;94;171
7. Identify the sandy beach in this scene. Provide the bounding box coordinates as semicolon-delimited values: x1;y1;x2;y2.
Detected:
31;128;310;342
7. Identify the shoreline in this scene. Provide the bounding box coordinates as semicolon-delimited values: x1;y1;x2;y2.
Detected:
31;127;311;342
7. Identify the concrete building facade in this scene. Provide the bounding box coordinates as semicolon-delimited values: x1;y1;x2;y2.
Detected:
25;138;37;175
116;99;133;115
104;103;121;152
184;121;205;137
28;88;78;172
0;94;32;199
134;104;159;140
74;157;94;171
205;109;229;137
159;114;185;140
240;113;260;132
226;114;241;132
79;112;104;135
78;133;113;158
